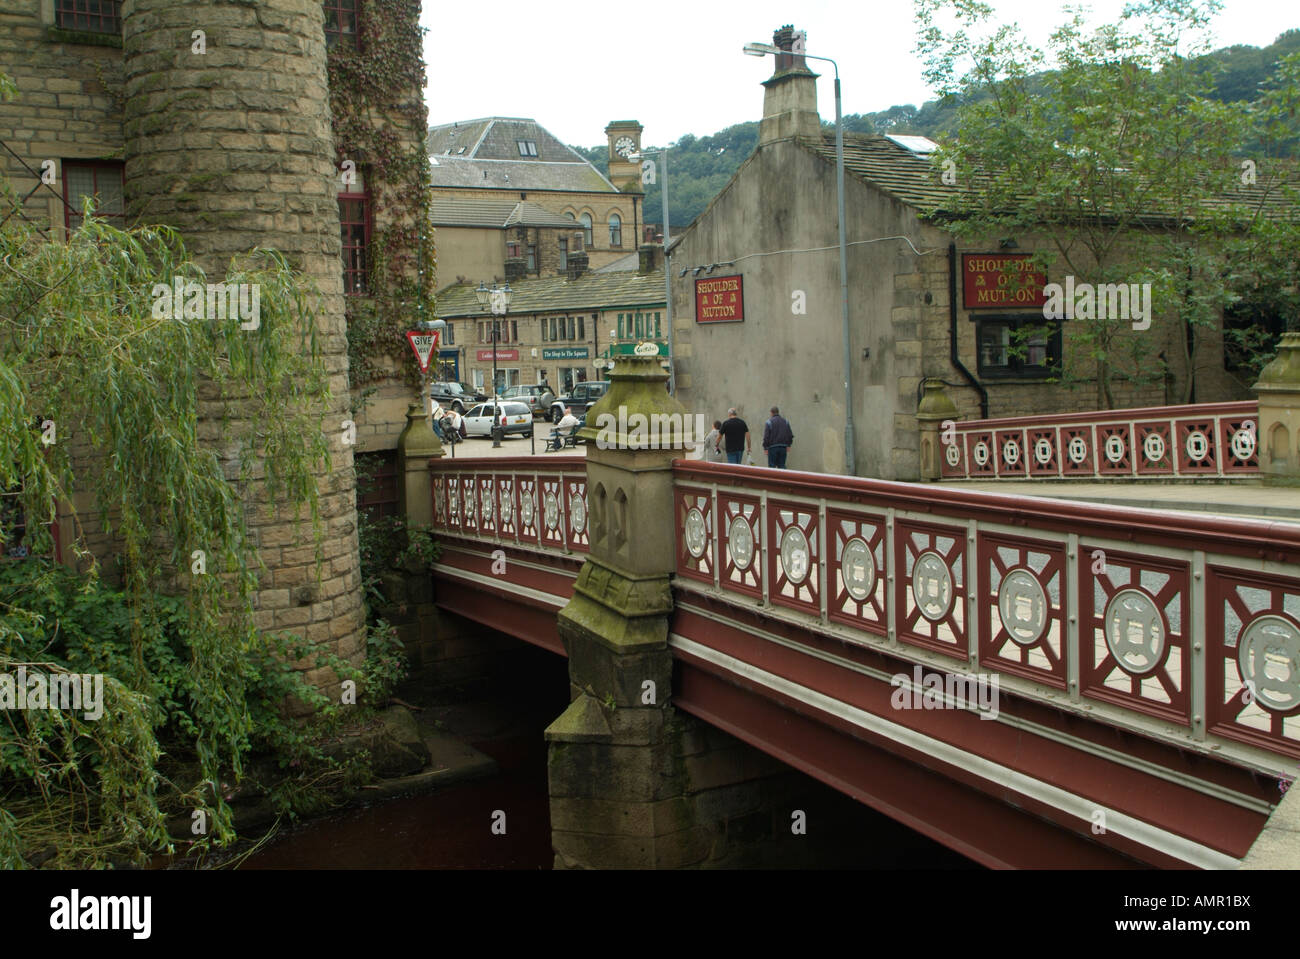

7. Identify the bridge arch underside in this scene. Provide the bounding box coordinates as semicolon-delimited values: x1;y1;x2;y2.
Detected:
432;541;577;657
669;585;1272;870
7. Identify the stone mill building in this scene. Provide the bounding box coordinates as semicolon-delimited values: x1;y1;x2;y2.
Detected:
0;0;431;689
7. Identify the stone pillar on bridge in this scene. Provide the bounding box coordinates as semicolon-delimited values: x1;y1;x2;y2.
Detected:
916;379;959;482
1255;332;1300;485
397;401;442;527
545;355;703;868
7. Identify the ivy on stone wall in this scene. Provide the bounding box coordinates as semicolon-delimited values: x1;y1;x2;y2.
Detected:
327;0;435;392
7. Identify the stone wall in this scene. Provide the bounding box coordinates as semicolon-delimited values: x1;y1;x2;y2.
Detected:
672;135;1249;480
121;0;364;692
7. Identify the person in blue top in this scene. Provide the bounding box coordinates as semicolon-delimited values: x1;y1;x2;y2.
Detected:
763;406;794;469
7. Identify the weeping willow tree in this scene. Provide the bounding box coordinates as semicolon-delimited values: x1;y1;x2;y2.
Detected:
0;74;346;866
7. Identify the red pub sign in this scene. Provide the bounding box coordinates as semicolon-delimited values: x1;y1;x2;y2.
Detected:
695;275;744;323
962;253;1047;309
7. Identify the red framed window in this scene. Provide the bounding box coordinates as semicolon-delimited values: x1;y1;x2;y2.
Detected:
55;0;122;34
324;0;359;50
339;193;370;295
62;160;125;236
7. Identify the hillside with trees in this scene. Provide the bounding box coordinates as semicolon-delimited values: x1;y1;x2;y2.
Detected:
571;28;1300;231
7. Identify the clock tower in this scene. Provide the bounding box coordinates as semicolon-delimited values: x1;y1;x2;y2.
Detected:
605;120;644;195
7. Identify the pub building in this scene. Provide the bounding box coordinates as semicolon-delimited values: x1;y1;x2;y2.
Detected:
669;24;1256;480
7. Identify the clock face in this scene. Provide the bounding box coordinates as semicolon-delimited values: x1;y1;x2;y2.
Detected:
615;136;636;158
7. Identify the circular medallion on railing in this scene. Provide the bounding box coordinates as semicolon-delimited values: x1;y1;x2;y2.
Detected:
571;494;587;534
998;568;1047;646
1103;588;1165;675
1034;438;1054;465
945;443;961;468
1142;432;1167;464
1231;423;1257;461
973;440;990;468
1185;429;1210;462
520;491;535;527
684;507;707;559
481;488;493;522
1002;438;1021;467
911;550;953;621
728;516;754;571
543;491;560;531
841;537;875;601
779;527;810;585
1068;436;1088;464
1237;614;1300;713
500;490;513;526
1104;435;1126;464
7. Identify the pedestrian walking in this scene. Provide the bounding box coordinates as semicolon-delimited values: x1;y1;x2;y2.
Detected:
718;408;751;465
702;419;726;463
763;406;794;469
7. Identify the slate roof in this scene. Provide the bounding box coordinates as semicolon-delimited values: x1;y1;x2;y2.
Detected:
797;132;1299;223
430;197;582;229
593;251;642;273
436;270;665;318
427;117;619;193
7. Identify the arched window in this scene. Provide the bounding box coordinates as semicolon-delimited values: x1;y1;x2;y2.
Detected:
609;213;622;248
579;213;593;248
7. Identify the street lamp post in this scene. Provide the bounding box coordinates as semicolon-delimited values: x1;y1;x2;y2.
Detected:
475;281;512;448
744;40;855;476
627;149;674;395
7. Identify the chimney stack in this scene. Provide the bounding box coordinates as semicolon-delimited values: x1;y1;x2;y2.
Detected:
566;248;589;281
758;24;821;146
638;243;660;274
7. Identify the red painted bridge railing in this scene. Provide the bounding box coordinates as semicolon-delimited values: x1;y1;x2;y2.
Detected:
673;460;1300;765
939;400;1260;480
429;456;590;555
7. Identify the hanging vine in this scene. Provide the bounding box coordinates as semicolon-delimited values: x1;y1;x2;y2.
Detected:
327;0;435;392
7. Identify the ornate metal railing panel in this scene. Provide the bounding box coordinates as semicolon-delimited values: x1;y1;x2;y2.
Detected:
673;461;1300;764
939;401;1260;480
430;456;589;557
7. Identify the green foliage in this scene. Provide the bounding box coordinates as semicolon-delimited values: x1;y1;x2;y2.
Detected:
912;0;1299;406
0;561;344;867
328;0;435;394
0;84;347;863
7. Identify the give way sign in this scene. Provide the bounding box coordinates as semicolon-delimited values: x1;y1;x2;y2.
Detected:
406;331;440;373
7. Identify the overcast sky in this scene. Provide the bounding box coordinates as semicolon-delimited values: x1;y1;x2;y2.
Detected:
419;0;1296;150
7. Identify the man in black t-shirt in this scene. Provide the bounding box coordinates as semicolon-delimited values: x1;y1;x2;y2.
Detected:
718;408;750;465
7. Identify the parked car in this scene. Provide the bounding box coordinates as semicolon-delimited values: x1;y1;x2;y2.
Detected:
429;381;484;413
501;384;556;420
462;401;534;438
550;380;609;422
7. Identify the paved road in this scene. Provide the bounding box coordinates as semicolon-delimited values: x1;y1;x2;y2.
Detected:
939;479;1300;524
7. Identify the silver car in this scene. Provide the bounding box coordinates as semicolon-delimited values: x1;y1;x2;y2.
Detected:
462;401;534;438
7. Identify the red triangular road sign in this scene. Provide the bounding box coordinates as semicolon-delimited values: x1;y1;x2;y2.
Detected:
406;330;440;372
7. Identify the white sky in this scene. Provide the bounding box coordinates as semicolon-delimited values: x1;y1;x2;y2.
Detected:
420;0;1296;149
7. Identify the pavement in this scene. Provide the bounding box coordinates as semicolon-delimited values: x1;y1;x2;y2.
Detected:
938;480;1300;524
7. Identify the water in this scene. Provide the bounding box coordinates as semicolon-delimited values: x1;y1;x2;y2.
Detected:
235;648;974;870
